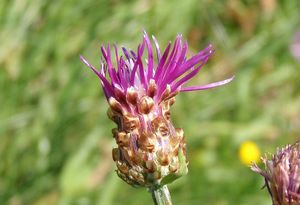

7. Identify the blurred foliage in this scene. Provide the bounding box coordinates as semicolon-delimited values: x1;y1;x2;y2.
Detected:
1;0;300;204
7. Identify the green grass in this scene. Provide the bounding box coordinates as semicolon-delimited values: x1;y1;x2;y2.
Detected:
1;0;300;204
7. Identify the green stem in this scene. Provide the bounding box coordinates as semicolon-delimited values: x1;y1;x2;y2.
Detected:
150;185;173;205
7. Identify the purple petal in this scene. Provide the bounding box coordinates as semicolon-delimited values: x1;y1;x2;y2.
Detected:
137;42;146;88
171;55;210;92
114;44;120;73
130;43;145;86
156;36;182;90
80;55;114;98
129;46;140;85
180;76;234;92
154;42;171;80
105;44;120;85
167;40;188;79
157;37;184;96
161;35;182;77
152;35;161;61
143;31;154;81
122;47;131;62
174;44;213;79
130;50;137;60
118;57;128;89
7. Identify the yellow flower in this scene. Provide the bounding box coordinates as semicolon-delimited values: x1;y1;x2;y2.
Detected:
239;141;261;166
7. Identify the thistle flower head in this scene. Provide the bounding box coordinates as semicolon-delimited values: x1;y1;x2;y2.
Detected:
251;143;300;205
81;31;233;188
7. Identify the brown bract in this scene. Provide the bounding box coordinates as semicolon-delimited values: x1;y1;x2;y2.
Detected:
109;82;187;187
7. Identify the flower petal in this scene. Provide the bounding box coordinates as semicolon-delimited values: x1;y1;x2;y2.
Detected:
180;76;234;92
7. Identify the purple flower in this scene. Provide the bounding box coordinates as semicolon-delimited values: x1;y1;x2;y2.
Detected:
81;32;233;188
252;143;300;205
290;30;300;61
81;31;233;106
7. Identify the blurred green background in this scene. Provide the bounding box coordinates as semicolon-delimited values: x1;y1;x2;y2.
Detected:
1;0;300;204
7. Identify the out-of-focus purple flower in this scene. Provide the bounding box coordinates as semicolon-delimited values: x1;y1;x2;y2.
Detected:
81;31;233;188
251;143;300;205
290;30;300;61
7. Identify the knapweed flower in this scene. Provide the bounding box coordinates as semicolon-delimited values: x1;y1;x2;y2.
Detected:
80;31;233;188
251;142;300;205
